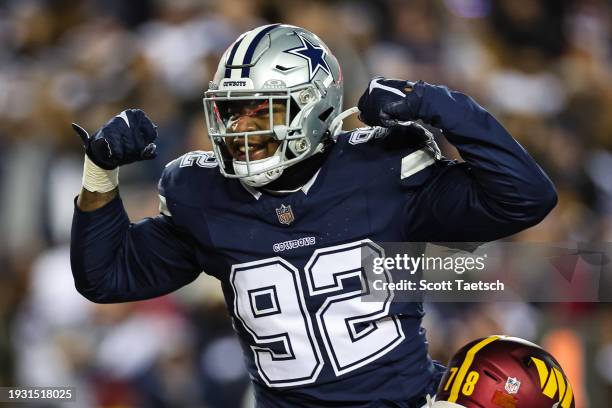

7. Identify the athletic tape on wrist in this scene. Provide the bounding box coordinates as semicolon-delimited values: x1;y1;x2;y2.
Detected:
82;154;119;193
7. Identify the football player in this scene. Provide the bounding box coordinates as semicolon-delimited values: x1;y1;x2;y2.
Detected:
426;335;575;407
71;24;557;407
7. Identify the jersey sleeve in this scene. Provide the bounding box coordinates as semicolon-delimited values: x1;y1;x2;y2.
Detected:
403;82;557;243
71;172;202;303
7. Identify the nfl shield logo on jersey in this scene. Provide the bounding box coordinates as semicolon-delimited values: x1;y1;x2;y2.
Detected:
275;204;295;225
504;377;521;394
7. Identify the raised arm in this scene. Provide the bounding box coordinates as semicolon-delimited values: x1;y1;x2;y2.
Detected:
358;78;557;242
70;110;202;303
71;194;201;303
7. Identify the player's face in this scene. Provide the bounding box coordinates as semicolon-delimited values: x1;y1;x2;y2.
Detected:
224;100;285;161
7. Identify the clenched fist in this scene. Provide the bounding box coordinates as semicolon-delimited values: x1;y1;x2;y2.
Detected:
357;77;423;127
73;109;158;170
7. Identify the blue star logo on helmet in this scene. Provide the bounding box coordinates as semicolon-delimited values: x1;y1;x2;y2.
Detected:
284;32;331;81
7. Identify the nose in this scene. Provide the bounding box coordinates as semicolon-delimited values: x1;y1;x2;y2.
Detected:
230;115;257;133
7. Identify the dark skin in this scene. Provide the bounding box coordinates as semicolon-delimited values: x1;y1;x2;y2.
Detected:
77;187;118;212
77;102;285;212
224;101;284;161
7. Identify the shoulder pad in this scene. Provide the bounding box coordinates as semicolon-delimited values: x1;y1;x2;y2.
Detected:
165;150;218;170
158;151;219;204
343;127;389;145
336;124;445;190
342;122;442;158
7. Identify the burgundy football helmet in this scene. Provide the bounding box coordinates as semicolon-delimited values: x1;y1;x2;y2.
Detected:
428;335;574;408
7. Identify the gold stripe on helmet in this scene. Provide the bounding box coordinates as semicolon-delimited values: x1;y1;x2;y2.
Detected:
448;335;500;402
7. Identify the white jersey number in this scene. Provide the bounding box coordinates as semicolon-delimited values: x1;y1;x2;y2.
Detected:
230;240;404;387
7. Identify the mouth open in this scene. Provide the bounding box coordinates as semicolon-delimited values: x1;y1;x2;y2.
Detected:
235;142;268;161
229;137;279;162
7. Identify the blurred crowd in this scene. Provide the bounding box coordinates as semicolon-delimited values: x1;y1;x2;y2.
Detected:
0;0;610;406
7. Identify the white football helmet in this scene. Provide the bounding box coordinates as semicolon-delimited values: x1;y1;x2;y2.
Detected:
203;24;345;187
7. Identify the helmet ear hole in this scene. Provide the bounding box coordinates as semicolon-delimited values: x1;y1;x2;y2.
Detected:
483;369;500;382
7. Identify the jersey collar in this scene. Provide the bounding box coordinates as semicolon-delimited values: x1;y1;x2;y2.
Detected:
240;169;321;200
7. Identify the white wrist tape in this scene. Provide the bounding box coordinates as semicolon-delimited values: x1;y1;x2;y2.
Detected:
82;154;119;193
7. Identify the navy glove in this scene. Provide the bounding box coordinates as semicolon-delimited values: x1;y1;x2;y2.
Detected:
357;77;422;127
72;109;158;170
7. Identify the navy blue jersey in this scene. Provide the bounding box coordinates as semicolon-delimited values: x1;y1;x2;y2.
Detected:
71;83;557;408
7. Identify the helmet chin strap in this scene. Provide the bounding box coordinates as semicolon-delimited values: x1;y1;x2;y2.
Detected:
233;151;284;187
329;106;360;138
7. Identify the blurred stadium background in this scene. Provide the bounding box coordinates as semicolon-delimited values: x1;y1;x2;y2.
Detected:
0;0;610;406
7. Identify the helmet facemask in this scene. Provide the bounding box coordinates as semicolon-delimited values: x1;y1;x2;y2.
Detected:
203;84;325;187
